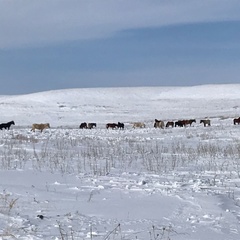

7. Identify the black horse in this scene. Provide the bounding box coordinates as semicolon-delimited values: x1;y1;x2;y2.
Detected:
175;120;184;127
0;121;15;130
118;122;124;129
79;122;87;129
87;123;97;129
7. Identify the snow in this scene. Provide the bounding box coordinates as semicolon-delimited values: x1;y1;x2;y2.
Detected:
0;84;240;239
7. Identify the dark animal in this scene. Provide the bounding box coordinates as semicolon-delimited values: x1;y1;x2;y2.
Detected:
175;120;184;127
133;122;145;128
0;120;15;130
37;214;44;220
182;119;196;127
87;123;97;129
106;123;119;129
118;122;124;129
31;123;50;132
175;119;196;127
166;121;174;128
200;119;211;127
154;119;164;129
233;117;240;125
79;122;87;129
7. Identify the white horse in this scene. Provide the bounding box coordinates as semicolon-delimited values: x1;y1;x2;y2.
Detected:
154;119;164;129
133;122;145;128
31;123;50;132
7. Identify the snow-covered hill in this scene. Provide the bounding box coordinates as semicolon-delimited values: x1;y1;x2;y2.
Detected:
0;84;240;240
0;84;240;127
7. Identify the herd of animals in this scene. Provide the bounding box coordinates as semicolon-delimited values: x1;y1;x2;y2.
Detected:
80;118;212;130
81;117;240;129
0;117;240;132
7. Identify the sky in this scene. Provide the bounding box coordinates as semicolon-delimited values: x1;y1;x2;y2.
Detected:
0;0;240;95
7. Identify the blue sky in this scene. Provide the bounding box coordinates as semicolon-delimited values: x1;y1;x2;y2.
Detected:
0;0;240;94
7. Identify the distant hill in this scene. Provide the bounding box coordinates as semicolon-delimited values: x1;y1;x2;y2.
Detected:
0;84;239;127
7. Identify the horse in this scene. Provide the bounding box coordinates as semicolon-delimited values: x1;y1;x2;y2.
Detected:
182;119;196;127
166;121;174;128
175;120;184;127
233;117;240;125
0;121;15;130
118;122;124;129
87;123;97;129
154;119;164;129
79;122;87;129
106;123;119;129
133;122;145;128
31;123;50;132
200;119;211;127
187;119;196;126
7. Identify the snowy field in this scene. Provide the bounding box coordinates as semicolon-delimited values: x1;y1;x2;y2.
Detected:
0;84;240;239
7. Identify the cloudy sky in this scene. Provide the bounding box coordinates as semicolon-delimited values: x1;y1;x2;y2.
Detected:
0;0;240;94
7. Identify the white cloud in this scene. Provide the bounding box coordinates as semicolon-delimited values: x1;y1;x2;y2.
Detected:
0;0;240;49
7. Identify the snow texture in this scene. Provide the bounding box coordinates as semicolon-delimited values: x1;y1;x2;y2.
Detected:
0;84;240;239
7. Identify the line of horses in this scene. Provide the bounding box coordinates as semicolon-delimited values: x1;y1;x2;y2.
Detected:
78;118;211;130
133;119;209;128
0;117;239;132
154;118;211;128
0;121;51;132
79;117;240;129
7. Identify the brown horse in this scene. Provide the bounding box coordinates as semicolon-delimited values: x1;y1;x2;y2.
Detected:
233;117;240;125
187;119;196;126
31;123;50;132
106;123;119;129
175;119;196;127
183;119;196;127
200;119;211;127
154;119;164;129
166;121;174;128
